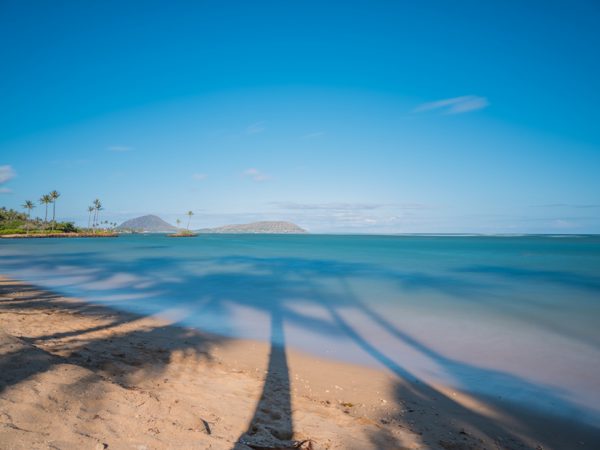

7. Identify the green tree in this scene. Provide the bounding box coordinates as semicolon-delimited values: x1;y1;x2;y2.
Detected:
93;199;102;232
176;218;181;229
39;194;52;224
87;206;94;229
22;200;35;219
49;190;60;230
22;200;35;234
186;211;194;230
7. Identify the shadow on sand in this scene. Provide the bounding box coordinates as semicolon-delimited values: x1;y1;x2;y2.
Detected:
1;246;600;449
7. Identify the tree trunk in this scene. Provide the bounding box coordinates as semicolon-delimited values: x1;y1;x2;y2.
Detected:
51;201;56;230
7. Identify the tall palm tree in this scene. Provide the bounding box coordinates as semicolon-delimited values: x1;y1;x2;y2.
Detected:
22;200;35;219
22;200;35;234
39;194;52;224
93;199;102;232
87;206;94;229
49;190;60;230
176;218;181;229
186;211;193;230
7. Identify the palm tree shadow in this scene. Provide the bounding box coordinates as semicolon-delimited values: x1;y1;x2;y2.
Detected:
0;278;220;438
3;248;600;449
328;278;600;449
236;307;295;449
209;256;600;449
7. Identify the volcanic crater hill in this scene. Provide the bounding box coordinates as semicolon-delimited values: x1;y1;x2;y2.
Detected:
198;221;307;234
116;215;178;233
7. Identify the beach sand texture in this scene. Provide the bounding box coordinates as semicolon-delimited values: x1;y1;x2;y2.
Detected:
1;276;599;450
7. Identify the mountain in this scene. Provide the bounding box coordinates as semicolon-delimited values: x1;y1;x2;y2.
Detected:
116;215;177;233
198;221;307;234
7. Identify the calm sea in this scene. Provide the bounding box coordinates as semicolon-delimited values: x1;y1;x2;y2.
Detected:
1;234;599;424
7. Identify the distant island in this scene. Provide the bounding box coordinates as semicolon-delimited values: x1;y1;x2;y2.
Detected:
198;221;307;234
116;215;177;233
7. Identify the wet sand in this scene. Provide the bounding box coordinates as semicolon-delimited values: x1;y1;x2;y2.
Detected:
1;276;598;450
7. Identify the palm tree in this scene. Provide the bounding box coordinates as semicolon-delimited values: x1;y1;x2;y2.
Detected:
49;190;60;230
22;200;35;219
176;218;181;229
93;199;102;232
39;194;52;224
87;206;94;229
22;200;35;234
186;211;193;230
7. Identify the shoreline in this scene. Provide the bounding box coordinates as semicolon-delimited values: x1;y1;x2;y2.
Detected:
0;232;118;239
1;276;599;449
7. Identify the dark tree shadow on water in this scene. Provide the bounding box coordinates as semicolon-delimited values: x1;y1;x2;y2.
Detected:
456;265;600;293
1;248;600;449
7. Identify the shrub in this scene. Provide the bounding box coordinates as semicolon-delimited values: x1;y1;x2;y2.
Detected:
56;222;78;233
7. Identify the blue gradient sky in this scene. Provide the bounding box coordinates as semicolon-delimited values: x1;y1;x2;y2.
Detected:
1;1;599;233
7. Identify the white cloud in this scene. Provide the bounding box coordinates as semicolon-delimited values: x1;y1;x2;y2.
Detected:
107;145;133;152
0;165;15;193
413;95;489;115
192;173;208;181
0;165;16;183
246;121;266;134
243;168;270;182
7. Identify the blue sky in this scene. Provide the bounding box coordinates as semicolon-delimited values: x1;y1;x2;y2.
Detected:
1;0;599;233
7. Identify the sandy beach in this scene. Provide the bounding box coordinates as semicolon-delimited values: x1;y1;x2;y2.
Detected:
1;276;599;450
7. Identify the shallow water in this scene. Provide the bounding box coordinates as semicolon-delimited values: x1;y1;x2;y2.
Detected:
1;234;599;424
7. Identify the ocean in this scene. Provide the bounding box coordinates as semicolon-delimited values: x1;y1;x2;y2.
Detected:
1;234;599;424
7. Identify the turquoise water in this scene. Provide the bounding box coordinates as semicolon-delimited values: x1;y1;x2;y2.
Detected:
1;234;599;424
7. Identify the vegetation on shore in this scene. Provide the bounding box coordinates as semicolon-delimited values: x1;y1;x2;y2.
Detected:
0;192;116;237
168;229;198;237
0;206;76;235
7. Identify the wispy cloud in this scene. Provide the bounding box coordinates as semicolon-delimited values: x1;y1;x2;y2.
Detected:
550;219;578;229
268;201;435;232
413;95;489;115
302;131;325;139
272;201;429;211
246;121;266;134
0;165;16;193
0;165;15;184
243;168;270;182
273;202;384;211
192;173;208;181
107;145;133;152
533;203;600;209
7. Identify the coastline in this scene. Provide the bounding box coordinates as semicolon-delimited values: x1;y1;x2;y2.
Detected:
0;233;118;239
1;276;599;449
